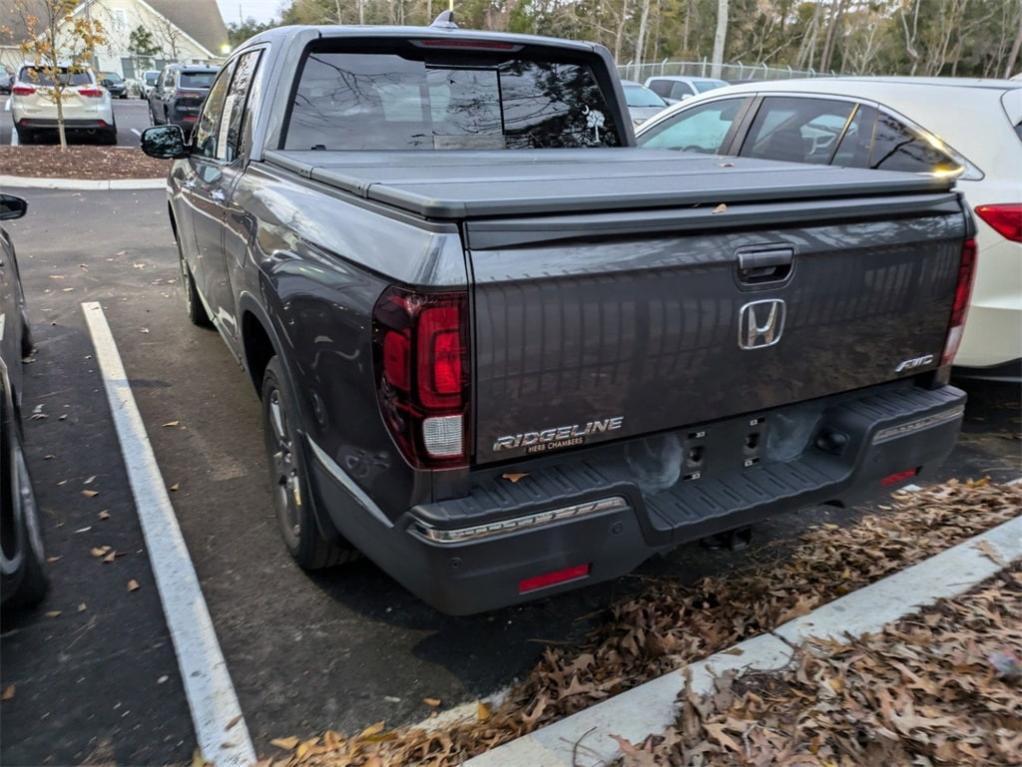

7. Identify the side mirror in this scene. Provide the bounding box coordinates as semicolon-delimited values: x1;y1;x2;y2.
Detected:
141;125;188;159
0;194;27;221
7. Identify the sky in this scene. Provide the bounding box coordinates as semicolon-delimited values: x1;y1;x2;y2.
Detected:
216;0;285;25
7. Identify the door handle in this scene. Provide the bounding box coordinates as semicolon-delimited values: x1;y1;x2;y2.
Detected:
737;247;794;285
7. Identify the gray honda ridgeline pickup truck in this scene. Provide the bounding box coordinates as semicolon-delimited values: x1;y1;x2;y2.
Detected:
141;18;975;614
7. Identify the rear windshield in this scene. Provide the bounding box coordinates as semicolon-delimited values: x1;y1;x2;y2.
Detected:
624;84;664;108
100;71;123;83
284;44;622;151
694;79;727;93
180;71;216;89
18;67;91;86
144;71;160;85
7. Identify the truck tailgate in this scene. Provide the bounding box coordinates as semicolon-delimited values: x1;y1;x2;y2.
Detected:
468;189;966;464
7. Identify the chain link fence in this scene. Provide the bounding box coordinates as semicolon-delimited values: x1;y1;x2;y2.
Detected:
617;59;836;83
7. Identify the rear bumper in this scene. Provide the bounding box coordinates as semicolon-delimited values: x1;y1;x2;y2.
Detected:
16;118;111;131
308;382;966;615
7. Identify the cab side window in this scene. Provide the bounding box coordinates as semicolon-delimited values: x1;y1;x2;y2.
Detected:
669;81;695;100
220;50;263;162
648;79;672;98
192;62;235;160
638;98;747;154
739;97;854;165
831;104;876;168
869;111;961;174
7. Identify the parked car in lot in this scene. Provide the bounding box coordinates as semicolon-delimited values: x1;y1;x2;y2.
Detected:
148;64;218;136
644;74;728;104
143;20;973;615
620;79;667;125
635;77;1022;380
98;70;128;98
0;70;12;95
0;194;48;609
11;64;117;144
140;69;161;98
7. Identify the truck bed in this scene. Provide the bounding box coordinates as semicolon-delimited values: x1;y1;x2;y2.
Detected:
263;148;954;219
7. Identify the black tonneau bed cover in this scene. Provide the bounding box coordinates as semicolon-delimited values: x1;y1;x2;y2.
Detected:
263;148;954;220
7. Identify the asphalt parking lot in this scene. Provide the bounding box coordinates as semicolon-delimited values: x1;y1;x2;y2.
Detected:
2;97;150;148
0;187;1020;765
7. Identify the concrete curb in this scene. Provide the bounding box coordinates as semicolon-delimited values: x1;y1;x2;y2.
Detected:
0;175;165;191
466;507;1022;767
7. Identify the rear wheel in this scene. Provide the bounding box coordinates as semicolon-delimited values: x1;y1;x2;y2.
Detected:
179;253;211;327
15;126;33;144
19;311;33;358
261;356;357;570
102;122;117;145
5;446;49;609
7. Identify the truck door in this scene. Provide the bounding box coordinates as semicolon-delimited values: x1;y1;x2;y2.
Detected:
207;49;264;344
180;60;236;340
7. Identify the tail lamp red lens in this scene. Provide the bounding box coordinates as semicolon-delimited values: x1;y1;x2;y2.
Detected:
373;287;469;468
941;238;977;367
12;85;35;96
78;87;103;97
974;204;1022;243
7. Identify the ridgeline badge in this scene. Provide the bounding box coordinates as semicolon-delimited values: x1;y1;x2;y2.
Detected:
493;417;624;454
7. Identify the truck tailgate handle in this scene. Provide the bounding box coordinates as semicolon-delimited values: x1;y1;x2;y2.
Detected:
737;247;794;285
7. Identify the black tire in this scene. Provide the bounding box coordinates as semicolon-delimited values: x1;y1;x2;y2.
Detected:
19;311;33;358
5;446;49;609
102;125;117;145
15;126;33;145
261;356;357;570
178;254;211;327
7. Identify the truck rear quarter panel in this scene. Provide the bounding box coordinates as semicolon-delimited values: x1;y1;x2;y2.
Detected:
229;165;469;519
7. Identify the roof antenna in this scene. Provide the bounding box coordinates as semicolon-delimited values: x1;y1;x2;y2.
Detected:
431;10;458;28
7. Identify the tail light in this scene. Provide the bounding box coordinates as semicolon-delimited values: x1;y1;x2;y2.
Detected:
78;87;103;98
12;85;35;96
941;238;977;366
373;287;470;468
975;204;1022;243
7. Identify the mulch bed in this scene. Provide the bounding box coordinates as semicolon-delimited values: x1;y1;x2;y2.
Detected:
262;479;1021;767
625;566;1022;765
0;146;169;179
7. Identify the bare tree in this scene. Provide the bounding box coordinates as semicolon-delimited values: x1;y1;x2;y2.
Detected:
632;0;652;74
1005;1;1022;77
710;0;728;78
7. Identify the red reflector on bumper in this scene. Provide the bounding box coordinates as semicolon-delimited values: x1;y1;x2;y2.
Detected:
881;468;919;487
519;563;590;594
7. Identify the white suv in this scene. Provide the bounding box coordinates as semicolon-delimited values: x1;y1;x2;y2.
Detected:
11;64;116;145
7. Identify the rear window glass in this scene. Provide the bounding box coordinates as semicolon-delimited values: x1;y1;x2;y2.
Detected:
693;79;726;93
18;67;91;86
869;112;961;175
624;84;664;108
144;72;159;84
180;71;216;89
284;46;621;151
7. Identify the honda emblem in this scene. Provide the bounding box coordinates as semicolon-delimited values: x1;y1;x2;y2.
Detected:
738;299;786;349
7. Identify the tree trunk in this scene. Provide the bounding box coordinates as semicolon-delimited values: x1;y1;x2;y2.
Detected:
1005;4;1022;77
710;0;728;79
56;90;67;150
613;0;630;63
632;0;651;75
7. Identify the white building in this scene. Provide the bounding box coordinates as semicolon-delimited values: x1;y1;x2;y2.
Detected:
1;0;229;79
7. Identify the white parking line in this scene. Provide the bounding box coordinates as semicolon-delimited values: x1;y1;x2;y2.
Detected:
131;128;141;137
3;98;9;111
81;301;256;767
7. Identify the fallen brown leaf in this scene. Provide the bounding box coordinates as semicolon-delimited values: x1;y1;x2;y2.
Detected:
127;579;140;592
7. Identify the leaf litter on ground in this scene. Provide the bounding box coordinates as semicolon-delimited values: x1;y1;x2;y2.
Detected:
615;565;1022;766
270;479;1021;766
